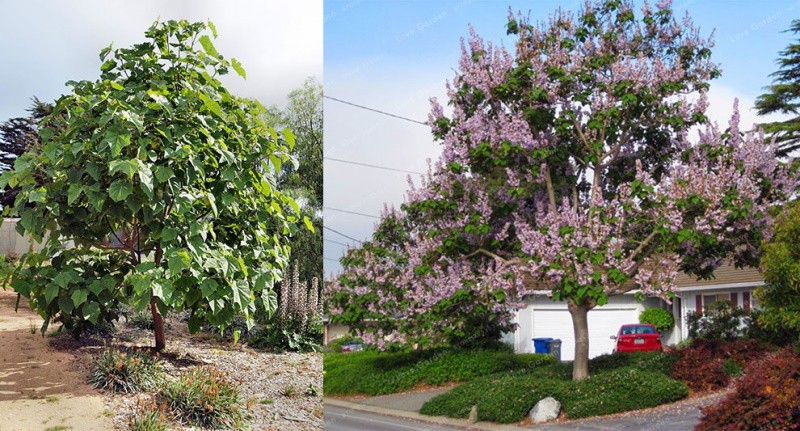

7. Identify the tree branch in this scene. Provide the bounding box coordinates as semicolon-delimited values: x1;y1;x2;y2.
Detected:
544;164;557;213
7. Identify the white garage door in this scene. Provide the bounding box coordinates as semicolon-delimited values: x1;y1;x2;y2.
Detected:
531;307;638;361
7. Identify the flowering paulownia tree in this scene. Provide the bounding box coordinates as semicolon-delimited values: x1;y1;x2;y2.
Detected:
328;0;795;380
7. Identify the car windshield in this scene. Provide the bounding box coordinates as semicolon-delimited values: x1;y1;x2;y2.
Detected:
621;325;656;335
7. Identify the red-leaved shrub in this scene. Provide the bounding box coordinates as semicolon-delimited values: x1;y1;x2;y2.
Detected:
696;350;800;431
670;339;773;392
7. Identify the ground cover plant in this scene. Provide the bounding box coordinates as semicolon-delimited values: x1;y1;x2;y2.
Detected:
670;338;773;392
88;348;166;393
323;348;555;396
158;366;245;429
420;354;688;423
696;350;800;430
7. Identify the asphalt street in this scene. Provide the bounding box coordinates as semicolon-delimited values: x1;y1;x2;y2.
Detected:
324;405;465;431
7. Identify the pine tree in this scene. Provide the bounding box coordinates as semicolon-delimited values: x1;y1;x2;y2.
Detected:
755;20;800;157
0;97;52;207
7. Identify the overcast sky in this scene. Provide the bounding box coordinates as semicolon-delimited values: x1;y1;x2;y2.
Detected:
323;0;799;275
0;0;322;121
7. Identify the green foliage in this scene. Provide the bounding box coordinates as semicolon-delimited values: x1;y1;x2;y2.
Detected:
639;307;675;333
249;324;321;353
755;19;800;156
13;248;132;338
323;348;555;396
686;301;751;341
589;350;676;376
723;358;742;377
3;19;300;348
262;78;322;286
757;201;800;337
158;367;244;429
129;402;170;431
88;349;165;393
420;367;687;423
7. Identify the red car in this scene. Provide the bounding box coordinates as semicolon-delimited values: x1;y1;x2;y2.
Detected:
611;324;663;353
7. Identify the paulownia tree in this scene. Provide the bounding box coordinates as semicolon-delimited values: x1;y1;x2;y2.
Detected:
328;0;794;379
1;20;307;351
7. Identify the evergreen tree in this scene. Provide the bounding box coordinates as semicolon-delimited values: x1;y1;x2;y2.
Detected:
756;19;800;157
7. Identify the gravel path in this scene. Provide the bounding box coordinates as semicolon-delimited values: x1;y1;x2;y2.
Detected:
58;315;323;431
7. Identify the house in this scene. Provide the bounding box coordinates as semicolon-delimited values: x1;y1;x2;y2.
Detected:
507;263;762;361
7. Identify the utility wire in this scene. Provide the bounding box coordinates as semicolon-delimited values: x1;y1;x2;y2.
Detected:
325;238;352;247
325;156;424;175
324;95;428;126
324;225;364;244
324;206;380;219
324;257;341;263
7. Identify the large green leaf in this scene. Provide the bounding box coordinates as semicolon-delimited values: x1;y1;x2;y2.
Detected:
71;289;88;307
67;184;83;205
109;159;140;179
44;284;60;305
109;180;133;202
231;58;247;79
104;127;131;157
168;249;191;276
199;35;220;58
82;302;101;325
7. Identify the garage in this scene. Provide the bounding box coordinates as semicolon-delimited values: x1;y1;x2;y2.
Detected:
528;297;640;361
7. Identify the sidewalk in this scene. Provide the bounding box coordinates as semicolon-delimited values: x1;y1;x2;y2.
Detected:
324;387;729;431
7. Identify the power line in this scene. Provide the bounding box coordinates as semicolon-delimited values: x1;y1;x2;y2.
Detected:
324;206;380;219
324;257;341;263
325;157;424;175
324;225;364;244
324;95;428;126
325;238;352;247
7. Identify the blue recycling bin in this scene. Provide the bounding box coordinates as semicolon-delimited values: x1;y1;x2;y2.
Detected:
532;337;554;354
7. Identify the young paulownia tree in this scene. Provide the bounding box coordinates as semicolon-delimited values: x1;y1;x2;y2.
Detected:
328;0;794;379
2;20;309;351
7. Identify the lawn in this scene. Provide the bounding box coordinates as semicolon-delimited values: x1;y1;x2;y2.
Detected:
323;347;555;396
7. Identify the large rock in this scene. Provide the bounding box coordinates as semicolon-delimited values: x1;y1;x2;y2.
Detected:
529;397;561;423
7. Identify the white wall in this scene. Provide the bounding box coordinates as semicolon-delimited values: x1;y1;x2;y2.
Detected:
0;218;44;256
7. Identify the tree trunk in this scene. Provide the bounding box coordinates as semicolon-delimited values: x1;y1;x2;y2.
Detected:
151;244;166;351
568;299;594;380
150;295;166;351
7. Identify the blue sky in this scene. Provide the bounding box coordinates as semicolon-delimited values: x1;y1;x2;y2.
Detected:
323;0;800;274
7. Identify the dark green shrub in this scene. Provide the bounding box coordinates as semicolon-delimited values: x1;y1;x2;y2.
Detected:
12;248;133;339
747;309;800;347
249;325;321;353
723;358;742;377
639;307;675;333
697;351;800;430
590;350;676;375
686;301;750;341
88;349;165;393
323;348;554;396
158;367;244;429
420;367;687;423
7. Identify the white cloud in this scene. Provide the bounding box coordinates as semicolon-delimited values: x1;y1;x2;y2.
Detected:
0;0;322;120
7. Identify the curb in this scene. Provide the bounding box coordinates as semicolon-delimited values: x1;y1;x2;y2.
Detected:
324;397;524;431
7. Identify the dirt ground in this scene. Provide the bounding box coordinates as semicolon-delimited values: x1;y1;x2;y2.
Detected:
0;289;323;431
0;290;112;431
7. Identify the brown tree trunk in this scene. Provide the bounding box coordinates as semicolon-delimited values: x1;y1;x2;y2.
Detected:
151;244;166;351
150;295;166;351
568;299;595;380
